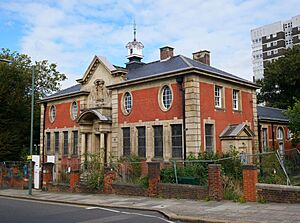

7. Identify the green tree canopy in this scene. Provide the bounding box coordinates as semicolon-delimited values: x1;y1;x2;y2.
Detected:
286;100;300;145
257;45;300;109
0;48;66;161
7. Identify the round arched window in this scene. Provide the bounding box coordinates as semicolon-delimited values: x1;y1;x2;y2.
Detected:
50;105;56;122
123;92;132;114
162;85;173;110
277;127;284;140
71;101;78;120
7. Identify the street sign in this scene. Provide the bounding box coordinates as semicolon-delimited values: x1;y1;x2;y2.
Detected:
27;155;32;160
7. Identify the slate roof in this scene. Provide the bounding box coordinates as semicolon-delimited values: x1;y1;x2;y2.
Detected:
220;123;254;138
257;106;289;122
42;84;81;100
124;55;255;86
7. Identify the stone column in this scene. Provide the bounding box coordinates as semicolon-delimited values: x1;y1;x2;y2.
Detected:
103;167;116;194
185;75;201;155
208;164;223;201
100;133;105;164
80;133;86;164
243;164;257;202
147;162;160;197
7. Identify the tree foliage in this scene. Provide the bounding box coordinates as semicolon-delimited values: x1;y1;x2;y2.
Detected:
0;48;66;161
257;45;300;109
286;99;300;145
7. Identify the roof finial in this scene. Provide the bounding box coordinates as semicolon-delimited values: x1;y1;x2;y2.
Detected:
133;19;136;41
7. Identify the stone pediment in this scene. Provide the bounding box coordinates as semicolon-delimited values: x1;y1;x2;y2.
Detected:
77;55;117;85
220;123;254;139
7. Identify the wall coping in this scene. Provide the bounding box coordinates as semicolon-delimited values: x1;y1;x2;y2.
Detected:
243;164;257;170
112;182;144;188
257;183;300;192
158;182;207;190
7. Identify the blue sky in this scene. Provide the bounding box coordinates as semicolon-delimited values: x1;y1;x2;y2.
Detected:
1;0;299;88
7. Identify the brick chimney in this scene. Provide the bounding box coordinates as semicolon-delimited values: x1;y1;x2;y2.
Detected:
193;50;210;65
160;46;174;60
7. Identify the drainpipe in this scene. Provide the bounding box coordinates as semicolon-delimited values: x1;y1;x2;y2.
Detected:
176;76;186;160
40;102;47;188
271;123;275;149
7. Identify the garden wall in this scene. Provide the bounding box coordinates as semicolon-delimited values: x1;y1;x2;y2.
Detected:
112;182;147;196
157;183;208;200
257;183;300;203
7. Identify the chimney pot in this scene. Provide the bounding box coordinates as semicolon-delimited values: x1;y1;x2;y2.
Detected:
160;46;174;60
193;50;210;65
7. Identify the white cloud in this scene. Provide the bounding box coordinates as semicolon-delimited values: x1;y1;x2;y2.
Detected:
1;0;300;89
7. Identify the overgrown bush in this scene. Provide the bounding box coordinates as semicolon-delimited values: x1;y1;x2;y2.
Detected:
83;153;104;191
258;153;286;185
160;148;243;187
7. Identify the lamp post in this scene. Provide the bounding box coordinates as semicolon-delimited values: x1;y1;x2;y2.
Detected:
29;65;34;195
1;58;34;195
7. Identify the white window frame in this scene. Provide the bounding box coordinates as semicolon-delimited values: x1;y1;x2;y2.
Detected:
162;85;173;110
277;127;284;140
50;105;56;123
273;41;277;46
232;90;239;111
70;101;78;120
214;86;222;108
123;92;132;114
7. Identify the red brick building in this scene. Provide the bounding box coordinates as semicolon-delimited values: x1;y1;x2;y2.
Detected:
39;34;260;179
257;106;299;155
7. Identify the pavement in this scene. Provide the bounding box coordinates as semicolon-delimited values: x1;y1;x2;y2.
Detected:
0;189;299;223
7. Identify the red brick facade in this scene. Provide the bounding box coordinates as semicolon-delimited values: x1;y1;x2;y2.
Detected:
118;84;182;123
200;82;254;154
45;100;80;129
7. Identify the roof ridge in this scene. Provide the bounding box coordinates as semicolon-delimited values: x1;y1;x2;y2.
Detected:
179;55;193;67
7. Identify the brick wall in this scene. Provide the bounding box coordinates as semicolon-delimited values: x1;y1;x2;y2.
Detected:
157;183;208;200
112;182;147;196
208;164;223;200
257;183;300;203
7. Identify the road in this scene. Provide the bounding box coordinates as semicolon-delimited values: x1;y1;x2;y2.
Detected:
0;197;182;223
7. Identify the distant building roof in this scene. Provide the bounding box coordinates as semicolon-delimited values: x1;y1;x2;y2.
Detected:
257;106;289;123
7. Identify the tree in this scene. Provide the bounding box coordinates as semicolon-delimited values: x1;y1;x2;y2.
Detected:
286;100;300;145
257;45;300;109
0;48;66;161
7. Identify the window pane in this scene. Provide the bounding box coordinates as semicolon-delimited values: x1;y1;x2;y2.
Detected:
54;132;59;153
205;124;214;153
123;128;130;156
46;132;51;154
73;131;78;155
137;127;146;158
171;124;182;158
154;126;163;158
162;86;172;109
63;132;68;155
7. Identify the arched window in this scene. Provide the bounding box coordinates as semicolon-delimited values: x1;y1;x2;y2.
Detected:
161;85;172;110
50;105;56;122
277;127;284;140
124;92;132;114
70;101;78;120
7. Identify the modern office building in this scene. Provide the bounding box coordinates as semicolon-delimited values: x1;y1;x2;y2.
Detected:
251;15;300;81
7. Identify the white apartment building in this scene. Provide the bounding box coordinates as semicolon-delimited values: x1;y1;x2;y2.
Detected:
251;15;300;81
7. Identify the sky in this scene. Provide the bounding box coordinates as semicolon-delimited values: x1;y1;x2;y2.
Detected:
0;0;299;89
